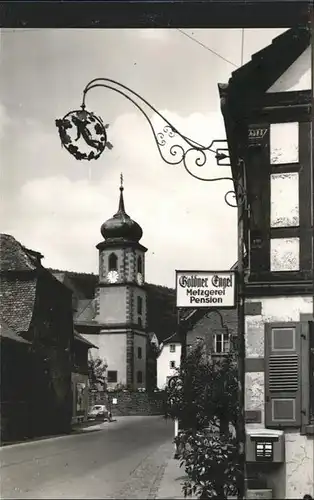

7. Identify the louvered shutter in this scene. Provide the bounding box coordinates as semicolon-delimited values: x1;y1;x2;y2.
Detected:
265;323;301;428
309;321;314;422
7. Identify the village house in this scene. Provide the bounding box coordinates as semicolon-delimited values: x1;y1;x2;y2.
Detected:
157;307;237;389
0;234;94;439
0;319;32;441
219;26;313;499
71;330;97;424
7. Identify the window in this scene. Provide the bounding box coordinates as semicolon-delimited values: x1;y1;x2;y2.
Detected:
169;344;176;353
107;370;118;383
137;256;143;274
265;322;305;428
137;347;142;359
137;371;143;383
213;332;230;354
108;253;118;271
137;296;143;315
270;122;299;165
170;361;176;369
138;317;142;327
270;238;299;272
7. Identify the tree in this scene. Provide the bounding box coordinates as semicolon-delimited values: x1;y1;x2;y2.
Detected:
88;356;107;391
165;340;240;499
146;339;159;392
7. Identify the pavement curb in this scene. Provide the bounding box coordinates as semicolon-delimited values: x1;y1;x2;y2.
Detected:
147;458;170;499
154;456;199;500
0;422;110;449
0;416;159;450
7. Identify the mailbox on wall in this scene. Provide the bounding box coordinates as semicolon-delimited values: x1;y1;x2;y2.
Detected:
246;428;285;463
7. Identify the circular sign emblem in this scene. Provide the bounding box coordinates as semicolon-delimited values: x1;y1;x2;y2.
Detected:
55;109;108;161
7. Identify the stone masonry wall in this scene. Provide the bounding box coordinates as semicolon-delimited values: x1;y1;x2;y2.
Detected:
90;390;166;416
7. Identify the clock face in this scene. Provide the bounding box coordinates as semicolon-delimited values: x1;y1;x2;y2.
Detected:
107;270;119;283
137;273;144;285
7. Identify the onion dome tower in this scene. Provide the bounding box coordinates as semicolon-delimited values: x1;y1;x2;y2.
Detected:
94;175;148;390
100;174;143;244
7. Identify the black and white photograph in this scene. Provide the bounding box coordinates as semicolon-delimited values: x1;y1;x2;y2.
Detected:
0;7;313;500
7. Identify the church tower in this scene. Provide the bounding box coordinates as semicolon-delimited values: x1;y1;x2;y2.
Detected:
95;175;148;389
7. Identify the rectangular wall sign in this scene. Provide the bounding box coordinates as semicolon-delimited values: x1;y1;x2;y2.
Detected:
175;270;236;308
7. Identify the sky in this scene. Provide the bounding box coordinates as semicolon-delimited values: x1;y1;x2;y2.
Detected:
0;27;287;288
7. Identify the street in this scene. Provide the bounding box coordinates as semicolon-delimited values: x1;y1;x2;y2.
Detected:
0;416;174;499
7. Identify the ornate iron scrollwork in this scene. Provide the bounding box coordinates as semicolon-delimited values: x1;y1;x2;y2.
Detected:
55;109;108;161
56;78;246;207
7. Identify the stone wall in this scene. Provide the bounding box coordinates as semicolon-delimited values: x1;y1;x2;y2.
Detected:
90;390;166;416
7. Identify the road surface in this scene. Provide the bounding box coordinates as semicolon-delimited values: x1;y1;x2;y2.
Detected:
0;416;174;499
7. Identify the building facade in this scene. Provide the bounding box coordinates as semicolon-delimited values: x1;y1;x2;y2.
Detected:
220;26;313;498
0;234;74;439
157;308;237;389
71;331;97;424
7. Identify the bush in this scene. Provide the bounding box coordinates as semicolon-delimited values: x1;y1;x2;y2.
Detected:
176;429;239;499
165;340;240;499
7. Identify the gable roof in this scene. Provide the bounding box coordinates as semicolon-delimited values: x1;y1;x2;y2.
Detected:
0;234;40;272
0;319;31;345
74;299;96;323
218;25;310;188
49;269;98;299
0;235;40;335
160;307;238;355
74;330;98;349
0;276;37;334
224;27;310;107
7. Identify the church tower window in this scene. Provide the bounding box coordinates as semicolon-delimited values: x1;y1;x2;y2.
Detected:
108;253;118;271
137;256;143;274
137;296;143;315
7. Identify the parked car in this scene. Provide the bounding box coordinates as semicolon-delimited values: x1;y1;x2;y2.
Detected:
87;405;112;421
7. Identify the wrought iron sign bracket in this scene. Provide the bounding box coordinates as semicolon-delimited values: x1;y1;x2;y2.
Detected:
56;78;243;207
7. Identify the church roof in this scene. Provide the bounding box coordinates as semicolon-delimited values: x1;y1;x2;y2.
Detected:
74;299;96;322
99;175;143;244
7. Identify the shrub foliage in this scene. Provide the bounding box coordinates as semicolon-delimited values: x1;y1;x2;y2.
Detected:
165;341;240;499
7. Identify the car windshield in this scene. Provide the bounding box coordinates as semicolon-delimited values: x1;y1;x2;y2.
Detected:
92;406;103;411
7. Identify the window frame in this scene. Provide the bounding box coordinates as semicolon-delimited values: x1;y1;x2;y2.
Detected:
137;255;143;275
137;346;142;359
136;370;143;384
213;331;230;355
108;253;118;271
137;296;143;315
107;370;118;383
169;344;176;353
248;119;312;282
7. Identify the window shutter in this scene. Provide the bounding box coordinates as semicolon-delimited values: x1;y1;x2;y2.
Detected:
265;323;301;428
309;321;314;423
299;321;311;432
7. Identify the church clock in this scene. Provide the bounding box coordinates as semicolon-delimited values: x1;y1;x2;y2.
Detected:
107;270;119;283
136;272;144;286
